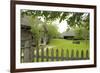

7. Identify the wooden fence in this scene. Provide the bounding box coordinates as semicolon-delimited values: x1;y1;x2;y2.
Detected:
30;48;89;62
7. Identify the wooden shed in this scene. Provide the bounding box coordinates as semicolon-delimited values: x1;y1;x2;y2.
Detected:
21;16;35;63
60;30;75;39
21;16;48;62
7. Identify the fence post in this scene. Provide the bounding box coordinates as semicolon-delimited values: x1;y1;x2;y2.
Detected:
86;50;89;59
36;48;39;62
56;49;59;61
76;50;79;60
71;49;74;60
21;48;24;63
32;48;35;62
61;49;64;61
46;48;49;61
41;48;44;62
81;50;84;59
23;40;32;62
66;49;69;60
51;48;54;61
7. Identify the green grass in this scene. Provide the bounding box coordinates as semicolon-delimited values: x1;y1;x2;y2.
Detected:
48;39;89;49
46;39;89;58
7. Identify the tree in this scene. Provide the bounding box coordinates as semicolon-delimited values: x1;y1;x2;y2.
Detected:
74;26;89;40
28;16;44;48
23;15;59;48
43;21;60;43
21;10;89;28
21;10;90;41
73;13;89;40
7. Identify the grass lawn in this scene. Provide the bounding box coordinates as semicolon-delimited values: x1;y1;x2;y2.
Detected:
45;39;89;58
32;39;90;62
48;39;89;50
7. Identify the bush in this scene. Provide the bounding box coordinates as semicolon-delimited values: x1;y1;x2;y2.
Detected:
72;40;80;44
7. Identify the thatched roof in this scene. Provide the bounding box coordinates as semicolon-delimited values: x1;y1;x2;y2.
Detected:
60;30;75;37
21;16;30;26
21;16;31;30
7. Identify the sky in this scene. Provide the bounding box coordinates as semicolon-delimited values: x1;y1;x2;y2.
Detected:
53;19;68;33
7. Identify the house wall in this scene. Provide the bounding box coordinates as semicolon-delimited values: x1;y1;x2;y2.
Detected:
21;29;33;62
64;36;74;40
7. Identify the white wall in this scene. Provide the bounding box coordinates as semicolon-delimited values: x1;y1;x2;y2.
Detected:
0;0;100;73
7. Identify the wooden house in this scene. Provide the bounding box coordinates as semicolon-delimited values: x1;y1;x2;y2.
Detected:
21;16;48;62
60;30;75;40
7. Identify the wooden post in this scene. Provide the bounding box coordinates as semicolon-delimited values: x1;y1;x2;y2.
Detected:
71;49;74;60
36;48;39;62
86;50;89;59
56;49;59;61
41;48;44;62
81;50;84;59
76;50;79;60
32;48;35;62
46;48;49;61
61;49;64;61
51;48;54;61
66;49;69;60
23;41;31;62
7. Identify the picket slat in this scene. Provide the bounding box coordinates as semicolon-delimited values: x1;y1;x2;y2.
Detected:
36;48;39;62
71;49;74;60
41;48;44;62
32;48;35;62
51;48;54;61
76;50;79;59
66;49;69;60
46;48;49;61
81;50;84;59
61;49;64;61
86;50;89;59
56;49;59;61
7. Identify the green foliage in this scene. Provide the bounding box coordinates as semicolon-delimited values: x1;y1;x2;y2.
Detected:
68;13;90;40
29;16;44;48
26;15;59;46
39;20;60;43
67;13;82;27
21;10;61;21
21;10;89;29
21;10;70;23
74;26;89;40
48;22;59;37
21;10;90;42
